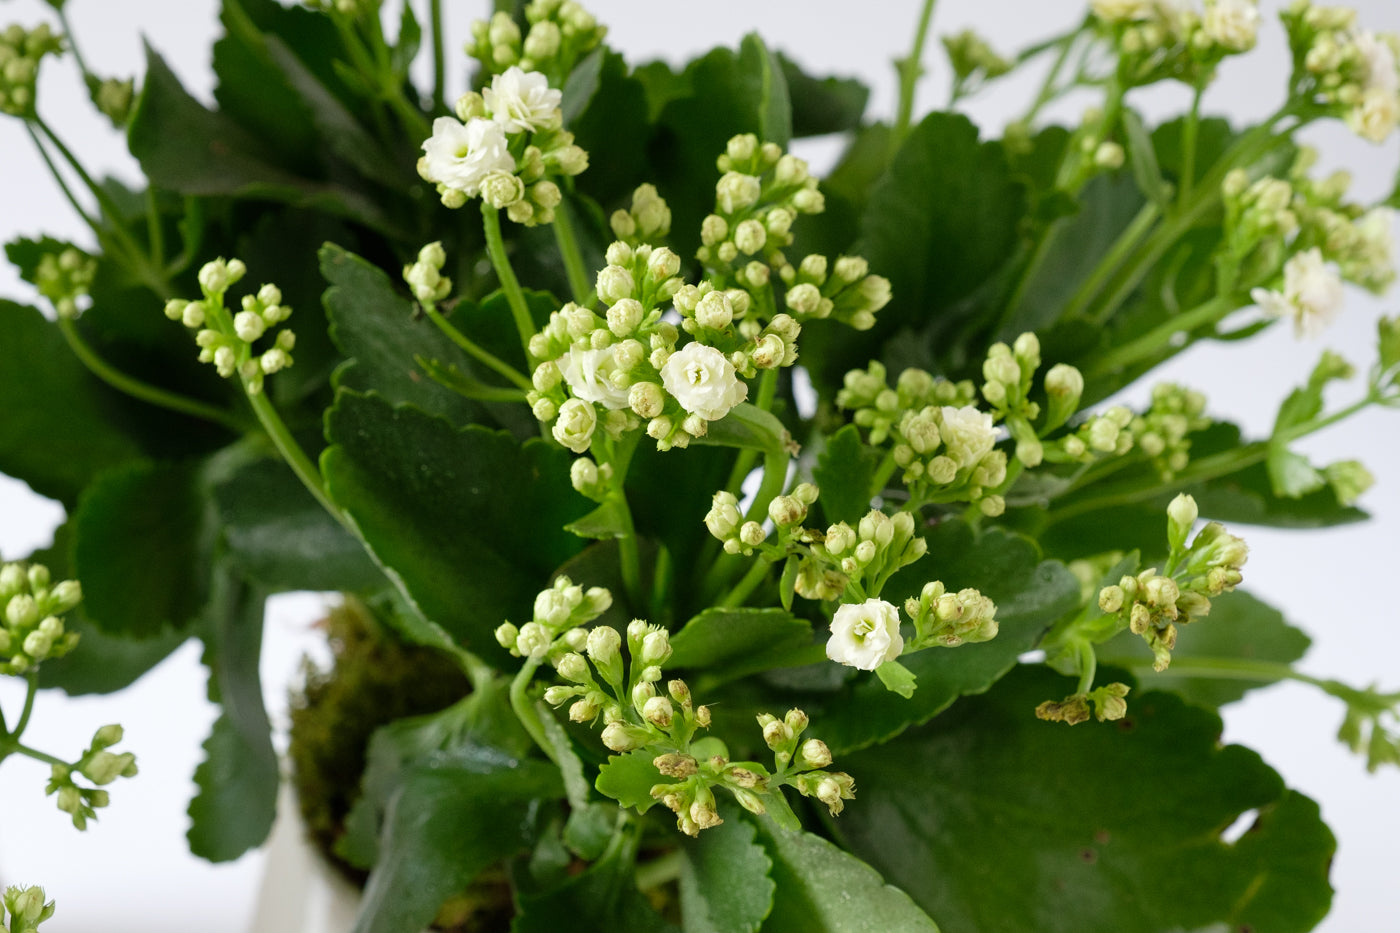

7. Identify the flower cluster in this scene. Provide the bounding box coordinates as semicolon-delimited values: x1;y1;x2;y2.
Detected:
419;67;586;222
1097;493;1248;670
1;562;80;675
942;29;1012;96
467;0;606;86
402;241;451;306
904;581;1000;649
45;724;138;831
0;23;62;117
164;258;295;395
1;885;55;933
34;246;95;320
1089;0;1260;88
608;183;672;247
1284;2;1400;142
303;0;379;17
1036;682;1132;725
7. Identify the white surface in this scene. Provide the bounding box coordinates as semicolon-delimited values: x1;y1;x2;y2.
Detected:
0;2;1398;931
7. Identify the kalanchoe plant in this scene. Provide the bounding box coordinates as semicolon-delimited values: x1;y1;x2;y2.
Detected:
2;0;1400;930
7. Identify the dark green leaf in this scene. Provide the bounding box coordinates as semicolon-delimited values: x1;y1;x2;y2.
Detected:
754;816;940;933
188;569;278;862
812;424;882;524
678;816;775;933
777;52;868;138
1097;590;1312;707
796;522;1080;753
321;391;589;656
833;666;1334;933
689;402;790;456
564;500;630;540
668;607;814;682
0;302;145;505
568;50;654;206
214;457;383;592
512;830;680;933
73;460;209;638
1121;109;1168;207
594;748;661;813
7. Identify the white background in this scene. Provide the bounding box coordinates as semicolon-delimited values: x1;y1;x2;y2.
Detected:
1;1;1398;931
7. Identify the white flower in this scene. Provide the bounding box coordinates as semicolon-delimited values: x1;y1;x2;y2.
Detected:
483;67;562;134
660;343;748;421
553;398;597;453
561;345;631;411
1347;86;1400;143
938;405;998;469
826;599;904;671
1091;0;1152;23
1250;248;1346;338
420;116;516;196
1202;0;1259;52
1354;30;1399;95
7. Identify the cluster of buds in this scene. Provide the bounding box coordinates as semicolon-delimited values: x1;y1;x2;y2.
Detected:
982;332;1086;469
1074;107;1126;176
1036;682;1132;725
817;510;928;601
304;0;379;17
904;580;999;649
702;483;820;558
2;885;55;933
1097;494;1248;670
1089;0;1259;89
1;562;81;675
34;246;95;320
164;258;295;395
1130;383;1210;478
1284;3;1400;143
402;241;451;306
466;0;606;86
45;724;138;831
1286;149;1394;293
942;29;1012;98
419;67;587;222
494;574;613;662
837;361;977;445
1047;403;1135;464
697;134;824;276
90;75;135;127
1220;171;1302;288
756;709;855;817
0;23;63;117
609;183;672;248
775;253;891;333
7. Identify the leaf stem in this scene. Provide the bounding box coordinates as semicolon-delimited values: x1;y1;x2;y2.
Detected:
892;0;939;150
422;304;533;391
1179;83;1205;204
13;672;39;739
719;557;771;609
634;849;684;891
1086;293;1236;377
552;199;594;307
429;0;446;111
1114;654;1330;691
58;317;247;431
244;387;350;533
481;202;538;363
1059;200;1161;322
509;657;559;765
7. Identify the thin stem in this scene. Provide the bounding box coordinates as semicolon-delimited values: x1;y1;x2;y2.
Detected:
1114;655;1329;690
481;203;538;363
423;304;533;391
1021;28;1079;125
8;742;69;769
56;6;95;85
146;188;166;268
635;850;684;891
1086;294;1235;377
244;388;351;533
604;433;645;612
430;0;446;111
26;122;96;229
552;200;594;307
743;448;790;526
13;673;39;738
1179;83;1205;204
719;557;771;609
59;317;247;432
1061;201;1161;322
892;0;939;149
510;657;559;765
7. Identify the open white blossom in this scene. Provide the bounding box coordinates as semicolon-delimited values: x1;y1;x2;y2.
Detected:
483;66;562;134
827;599;904;671
938;405;998;469
660;343;748;422
1348;86;1400;143
553;398;597;453
420;116;515;196
561;345;631;410
1091;0;1152;23
1250;248;1346;338
1355;30;1399;95
1202;0;1259;52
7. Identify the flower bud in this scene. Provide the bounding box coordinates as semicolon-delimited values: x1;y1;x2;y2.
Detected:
642;695;674;728
556;652;590;682
595;265;635;305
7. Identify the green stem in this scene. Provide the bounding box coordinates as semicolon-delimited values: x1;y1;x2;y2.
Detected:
553;199;594;307
634;850;683;891
744;448;790;526
244;387;350;533
1114;655;1329;690
430;0;446;110
1061;201;1161;322
13;673;38;739
58;317;246;431
145;188;166;268
422;304;533;391
6;742;69;769
481;203;538;363
1179;83;1205;204
510;657;559;765
56;6;95;85
610;435;645;613
1074;639;1097;696
1086;294;1235;377
1021;28;1079;125
719;557;771;609
892;0;939;149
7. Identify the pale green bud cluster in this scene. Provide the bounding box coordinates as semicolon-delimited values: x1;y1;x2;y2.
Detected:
402;241;451;305
609;184;672;247
0;23;63;117
1088;0;1255;90
1036;682;1131;725
165;259;295;395
836;361;977;445
1097;494;1247;670
34;246;95;320
1;885;55;933
1283;3;1400;143
467;1;605;86
304;0;381;18
942;29;1012;87
91;75;135;127
819;509;929;597
753;709;855;817
44;724;138;830
1;561;81;675
1132;383;1210;479
1048;404;1135;463
494;574;613;659
903;580;998;648
698;134;824;274
775;251;891;332
981;332;1075;469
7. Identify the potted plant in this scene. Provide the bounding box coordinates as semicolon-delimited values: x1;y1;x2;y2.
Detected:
2;0;1399;930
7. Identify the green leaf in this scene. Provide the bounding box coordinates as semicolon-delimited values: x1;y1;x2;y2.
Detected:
73;460;210;638
512;830;681;933
563;499;630;540
567;50;653;206
594;748;662;813
795;522;1080;753
1121;109;1169;207
678;816;775;933
833;666;1335;933
777;52;869;138
354;748;564;933
754;816;940;933
812;424;882;524
1267;445;1327;498
321;391;589;656
188;568;278;862
690;402;790;456
1097;590;1312;708
0;302;145;505
668;607;815;682
874;660;917;698
214;457;383;592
